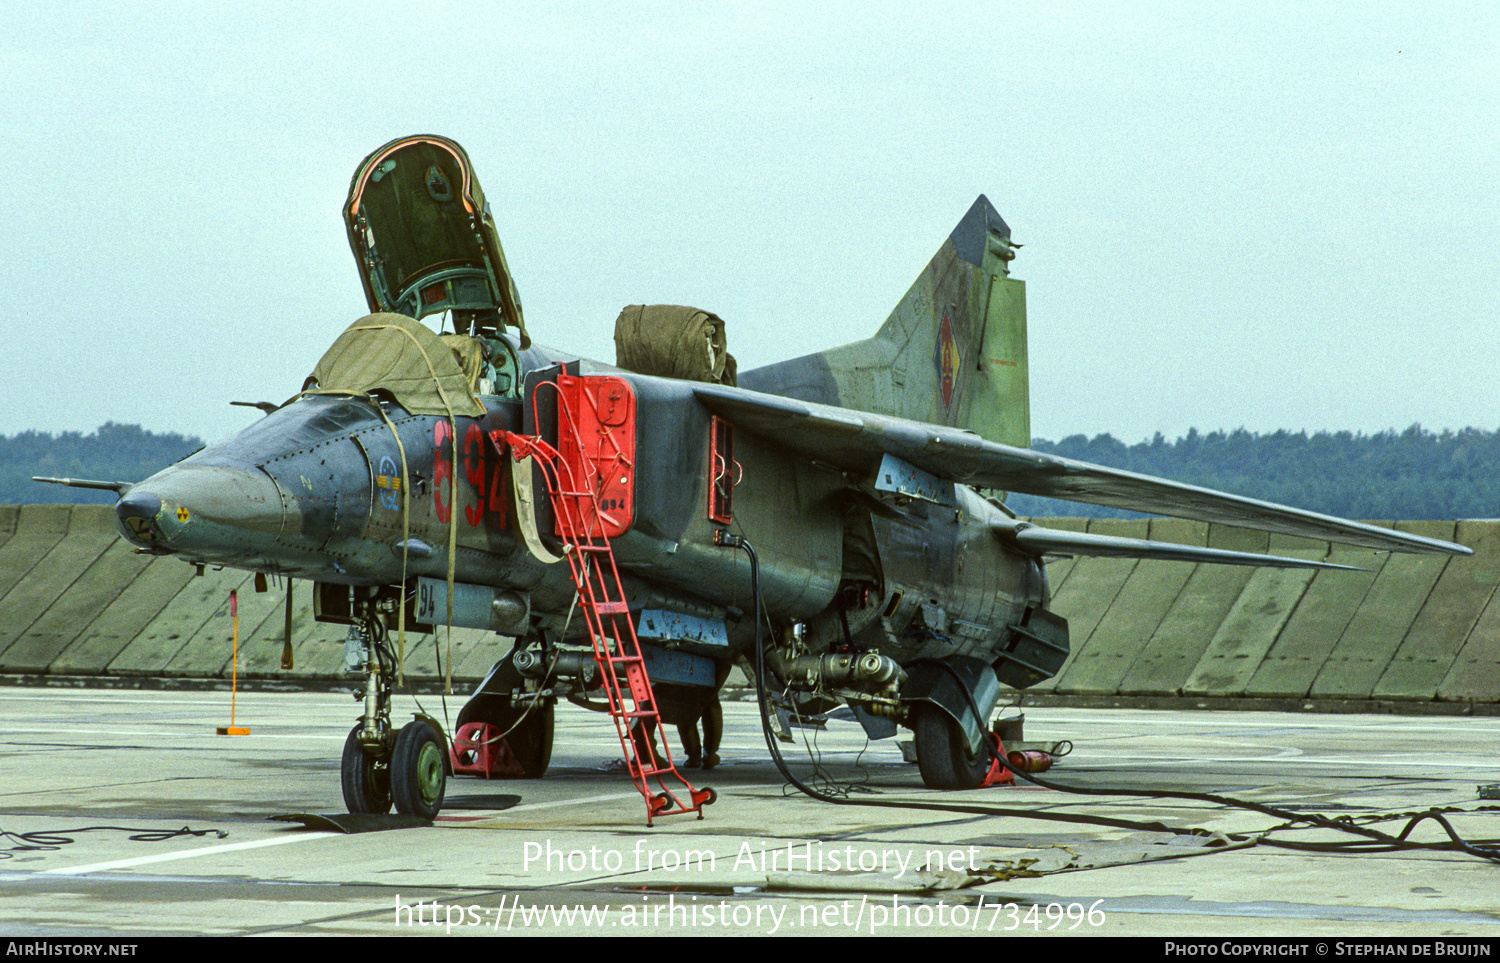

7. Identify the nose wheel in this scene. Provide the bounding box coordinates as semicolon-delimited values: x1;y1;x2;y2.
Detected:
340;725;392;814
391;720;447;819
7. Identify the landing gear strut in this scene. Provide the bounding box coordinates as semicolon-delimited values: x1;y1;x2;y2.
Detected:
338;612;447;819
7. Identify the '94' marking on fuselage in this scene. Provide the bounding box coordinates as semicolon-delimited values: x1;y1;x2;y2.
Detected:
433;421;508;530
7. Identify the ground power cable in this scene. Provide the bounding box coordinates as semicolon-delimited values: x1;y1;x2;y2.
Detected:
933;655;1500;865
716;530;1500;865
1;825;226;860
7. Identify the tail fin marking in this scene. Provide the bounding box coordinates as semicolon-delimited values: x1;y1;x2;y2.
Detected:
740;195;1029;449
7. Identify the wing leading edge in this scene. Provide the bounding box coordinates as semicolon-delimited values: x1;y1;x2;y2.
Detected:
691;383;1472;557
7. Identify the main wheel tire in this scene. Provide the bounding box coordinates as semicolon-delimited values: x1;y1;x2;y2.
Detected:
391;721;447;818
914;705;990;790
341;725;392;814
509;703;554;778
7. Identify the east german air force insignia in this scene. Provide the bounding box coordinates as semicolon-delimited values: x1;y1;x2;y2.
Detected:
936;308;959;411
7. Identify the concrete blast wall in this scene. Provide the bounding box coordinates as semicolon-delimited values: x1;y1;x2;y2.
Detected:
1;506;1497;705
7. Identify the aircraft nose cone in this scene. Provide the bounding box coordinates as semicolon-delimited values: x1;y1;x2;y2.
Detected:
115;463;286;561
114;490;165;546
115;490;162;522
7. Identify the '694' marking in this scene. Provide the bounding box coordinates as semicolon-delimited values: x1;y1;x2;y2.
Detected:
433;421;508;529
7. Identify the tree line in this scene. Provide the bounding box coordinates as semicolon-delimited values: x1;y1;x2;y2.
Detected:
3;422;1499;520
1006;425;1500;520
0;423;203;504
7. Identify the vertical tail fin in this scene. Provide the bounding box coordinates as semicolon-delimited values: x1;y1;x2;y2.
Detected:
740;196;1030;448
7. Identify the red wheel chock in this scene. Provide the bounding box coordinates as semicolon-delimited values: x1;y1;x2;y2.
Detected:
979;734;1015;787
449;722;526;779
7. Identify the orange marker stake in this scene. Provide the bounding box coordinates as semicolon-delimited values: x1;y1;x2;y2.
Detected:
217;589;250;736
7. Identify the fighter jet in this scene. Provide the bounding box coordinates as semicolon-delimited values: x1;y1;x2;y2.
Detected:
77;135;1470;822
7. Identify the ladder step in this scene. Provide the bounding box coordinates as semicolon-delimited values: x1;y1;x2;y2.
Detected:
589;600;629;615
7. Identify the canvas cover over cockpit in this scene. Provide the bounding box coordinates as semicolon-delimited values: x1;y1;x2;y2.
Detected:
344;134;530;347
305;313;486;418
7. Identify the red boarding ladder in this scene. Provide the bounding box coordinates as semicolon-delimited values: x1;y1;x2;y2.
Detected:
492;375;714;827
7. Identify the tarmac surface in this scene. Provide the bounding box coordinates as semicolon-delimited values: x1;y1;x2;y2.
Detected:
2;686;1498;938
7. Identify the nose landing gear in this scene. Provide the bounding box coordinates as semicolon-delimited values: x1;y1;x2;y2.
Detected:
338;612;448;820
341;724;393;813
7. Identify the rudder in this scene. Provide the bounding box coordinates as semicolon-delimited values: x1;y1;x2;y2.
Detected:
740;196;1029;448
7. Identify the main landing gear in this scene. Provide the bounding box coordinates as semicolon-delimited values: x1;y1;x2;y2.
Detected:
451;646;557;778
904;654;1005;791
914;704;991;790
339;614;448;819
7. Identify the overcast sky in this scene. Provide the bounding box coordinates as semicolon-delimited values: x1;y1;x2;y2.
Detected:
2;2;1496;447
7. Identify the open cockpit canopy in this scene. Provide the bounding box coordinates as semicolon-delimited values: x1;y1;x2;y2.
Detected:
344;134;529;347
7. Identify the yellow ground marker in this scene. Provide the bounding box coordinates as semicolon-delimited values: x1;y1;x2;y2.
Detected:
217;588;250;736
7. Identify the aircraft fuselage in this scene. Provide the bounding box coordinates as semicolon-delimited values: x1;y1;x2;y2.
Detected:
116;344;1043;673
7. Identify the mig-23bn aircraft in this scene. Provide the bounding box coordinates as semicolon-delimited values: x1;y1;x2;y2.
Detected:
72;135;1470;823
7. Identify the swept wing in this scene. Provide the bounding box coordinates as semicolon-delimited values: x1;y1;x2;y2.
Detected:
691;383;1472;557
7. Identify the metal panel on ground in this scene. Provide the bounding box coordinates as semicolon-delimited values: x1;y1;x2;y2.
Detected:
0;505;72;614
1309;520;1455;700
449;630;519;680
3;538;154;673
166;577;309;678
52;557;198;675
1438;555;1500;702
1373;520;1499;701
109;568;249;675
1245;533;1391;698
1182;531;1326;697
239;585;348;679
1057;518;1204;695
383;627;489;686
